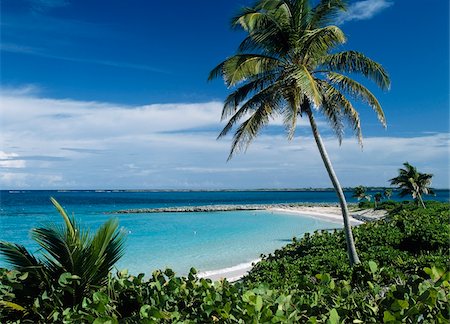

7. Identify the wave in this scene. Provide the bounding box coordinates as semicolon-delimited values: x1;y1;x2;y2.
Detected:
198;259;261;280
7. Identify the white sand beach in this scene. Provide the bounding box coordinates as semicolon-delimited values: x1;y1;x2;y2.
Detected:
201;205;387;282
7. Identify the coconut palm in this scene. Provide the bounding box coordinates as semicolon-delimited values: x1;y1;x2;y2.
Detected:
352;185;371;202
209;0;390;266
383;188;393;200
374;192;382;208
389;162;434;208
0;197;125;305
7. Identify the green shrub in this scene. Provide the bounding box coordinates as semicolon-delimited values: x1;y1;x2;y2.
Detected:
245;202;450;289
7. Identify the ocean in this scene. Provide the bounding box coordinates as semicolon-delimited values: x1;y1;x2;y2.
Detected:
1;190;448;276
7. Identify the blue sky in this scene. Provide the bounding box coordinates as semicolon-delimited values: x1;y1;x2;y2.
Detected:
1;0;449;189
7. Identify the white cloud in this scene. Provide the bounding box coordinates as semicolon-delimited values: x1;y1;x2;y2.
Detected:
337;0;393;24
0;152;26;168
0;89;448;189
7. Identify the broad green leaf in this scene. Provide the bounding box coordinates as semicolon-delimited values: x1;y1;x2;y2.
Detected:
328;308;340;324
368;261;378;274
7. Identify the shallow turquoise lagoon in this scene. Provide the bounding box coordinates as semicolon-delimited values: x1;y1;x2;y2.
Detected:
0;208;340;276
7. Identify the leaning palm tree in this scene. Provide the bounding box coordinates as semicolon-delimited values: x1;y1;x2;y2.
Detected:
389;162;434;208
0;197;125;306
209;0;390;266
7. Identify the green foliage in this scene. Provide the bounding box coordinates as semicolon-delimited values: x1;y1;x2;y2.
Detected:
2;264;448;323
246;202;449;289
0;198;125;320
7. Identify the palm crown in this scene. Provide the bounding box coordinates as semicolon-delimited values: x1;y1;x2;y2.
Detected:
0;198;125;305
209;0;390;158
390;162;434;208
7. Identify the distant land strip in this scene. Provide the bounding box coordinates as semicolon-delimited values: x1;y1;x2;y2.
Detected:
111;203;340;214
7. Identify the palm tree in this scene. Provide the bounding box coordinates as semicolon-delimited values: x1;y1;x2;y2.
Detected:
209;0;390;266
352;185;371;202
389;162;434;208
374;192;382;208
0;197;125;306
383;188;393;200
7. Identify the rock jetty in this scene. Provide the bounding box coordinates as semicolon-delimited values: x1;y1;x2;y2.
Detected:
110;202;340;214
113;204;270;214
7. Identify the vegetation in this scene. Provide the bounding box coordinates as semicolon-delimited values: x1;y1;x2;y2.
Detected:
1;201;448;323
245;201;449;287
0;198;125;311
209;0;390;266
390;162;435;208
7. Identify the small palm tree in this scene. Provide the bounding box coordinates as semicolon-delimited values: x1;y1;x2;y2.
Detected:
374;192;383;208
383;188;393;200
0;198;126;305
352;185;371;202
389;162;434;208
209;0;390;266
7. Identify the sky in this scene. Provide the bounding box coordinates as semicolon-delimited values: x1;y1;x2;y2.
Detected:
0;0;449;189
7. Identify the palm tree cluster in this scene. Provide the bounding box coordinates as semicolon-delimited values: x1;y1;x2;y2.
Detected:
0;198;125;306
390;162;434;208
209;0;390;266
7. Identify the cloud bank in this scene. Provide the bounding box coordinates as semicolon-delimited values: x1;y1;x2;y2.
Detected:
0;88;448;189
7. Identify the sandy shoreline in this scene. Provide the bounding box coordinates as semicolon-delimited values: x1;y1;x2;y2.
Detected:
200;205;386;282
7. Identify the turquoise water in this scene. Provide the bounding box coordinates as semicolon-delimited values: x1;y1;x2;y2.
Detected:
1;190;448;275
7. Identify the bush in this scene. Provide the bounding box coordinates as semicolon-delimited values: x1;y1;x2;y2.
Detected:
245;202;450;288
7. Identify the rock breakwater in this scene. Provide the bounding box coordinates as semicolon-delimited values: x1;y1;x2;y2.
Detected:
111;202;340;214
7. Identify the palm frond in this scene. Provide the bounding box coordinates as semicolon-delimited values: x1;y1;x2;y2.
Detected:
318;81;361;144
322;50;391;90
327;72;386;127
0;242;40;270
309;0;347;27
320;97;345;144
220;54;281;87
222;71;280;119
233;3;291;55
219;80;284;139
281;90;303;140
227;97;282;160
291;0;311;30
300;25;346;60
31;226;74;274
208;61;226;82
291;65;322;107
50;197;76;240
82;218;125;287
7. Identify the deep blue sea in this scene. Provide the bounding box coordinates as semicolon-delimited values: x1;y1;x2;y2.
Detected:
1;190;448;276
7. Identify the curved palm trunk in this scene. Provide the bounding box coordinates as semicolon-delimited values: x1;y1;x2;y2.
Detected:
306;108;360;266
